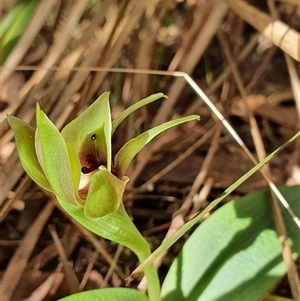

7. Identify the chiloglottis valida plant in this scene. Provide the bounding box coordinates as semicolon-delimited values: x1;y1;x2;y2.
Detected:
8;92;199;300
7;92;200;220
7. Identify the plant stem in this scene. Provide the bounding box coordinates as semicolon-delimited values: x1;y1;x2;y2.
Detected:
60;202;161;300
137;249;161;301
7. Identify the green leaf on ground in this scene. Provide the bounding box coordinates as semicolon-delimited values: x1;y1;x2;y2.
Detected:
58;288;148;301
161;185;300;301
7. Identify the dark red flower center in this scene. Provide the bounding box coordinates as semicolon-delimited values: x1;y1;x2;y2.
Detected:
79;133;120;178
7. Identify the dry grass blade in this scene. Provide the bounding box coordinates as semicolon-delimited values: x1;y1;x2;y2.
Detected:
0;157;25;206
138;126;221;291
167;1;211;72
79;251;98;291
227;0;300;61
1;0;299;299
175;127;221;216
67;215;126;280
0;175;30;222
132;0;172;102
26;272;63;301
48;225;80;294
266;2;300;299
0;201;55;301
264;1;300;119
182;72;300;228
100;245;123;288
207;32;259;96
152;0;228;126
27;224;81;270
284;55;300;119
218;24;300;300
128;0;228;186
85;0;149;102
137;123;215;191
19;0;89;99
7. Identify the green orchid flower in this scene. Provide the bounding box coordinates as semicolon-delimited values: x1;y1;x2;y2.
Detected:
7;92;200;220
8;92;200;300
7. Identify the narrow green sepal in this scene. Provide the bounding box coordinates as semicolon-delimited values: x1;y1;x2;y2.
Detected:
7;114;52;192
115;115;200;177
66;143;84;207
112;93;167;134
35;104;77;204
84;167;129;219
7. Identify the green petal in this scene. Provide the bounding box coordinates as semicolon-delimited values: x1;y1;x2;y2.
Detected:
84;167;129;219
35;104;77;203
115;115;200;177
78;125;108;170
61;92;112;171
66;143;84;207
112;93;167;134
7;114;52;191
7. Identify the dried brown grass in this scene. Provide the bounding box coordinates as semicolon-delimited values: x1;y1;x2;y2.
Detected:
0;0;299;300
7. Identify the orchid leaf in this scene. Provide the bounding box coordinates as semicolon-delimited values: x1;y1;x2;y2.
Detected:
7;114;52;191
61;92;112;171
84;167;129;219
112;93;167;134
115;115;200;177
58;200;149;256
161;185;300;301
35;104;76;204
58;287;148;301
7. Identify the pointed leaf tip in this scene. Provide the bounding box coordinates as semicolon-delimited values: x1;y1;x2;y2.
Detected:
115;114;200;177
112;93;168;134
7;114;52;191
35;106;77;204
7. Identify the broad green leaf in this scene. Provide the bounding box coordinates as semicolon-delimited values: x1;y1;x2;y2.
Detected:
115;115;200;177
61;92;112;171
7;114;52;191
84;167;129;219
57;201;150;258
35;104;76;204
58;288;148;301
111;93;167;134
161;185;300;301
